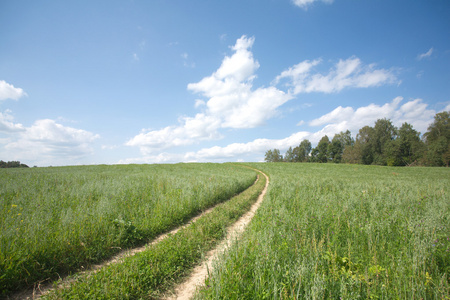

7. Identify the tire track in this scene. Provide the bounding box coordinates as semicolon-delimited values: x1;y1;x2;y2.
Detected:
10;174;261;300
164;169;269;300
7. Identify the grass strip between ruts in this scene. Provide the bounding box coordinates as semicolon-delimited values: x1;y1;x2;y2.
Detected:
43;168;266;299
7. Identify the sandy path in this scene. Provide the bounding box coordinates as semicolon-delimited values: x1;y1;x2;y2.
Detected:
165;169;269;300
10;176;260;300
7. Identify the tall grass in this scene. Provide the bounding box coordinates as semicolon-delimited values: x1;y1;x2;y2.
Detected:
43;169;266;299
0;163;256;296
197;163;449;299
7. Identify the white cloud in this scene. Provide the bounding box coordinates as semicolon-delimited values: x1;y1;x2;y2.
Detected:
0;110;25;132
194;99;206;108
443;103;450;112
417;47;433;60
309;96;436;134
220;33;228;42
292;0;334;10
123;97;437;164
0;80;27;101
126;113;222;155
3;119;99;166
193;97;436;161
188;131;310;161
127;35;292;154
188;35;291;129
126;36;400;158
182;52;195;68
275;56;398;94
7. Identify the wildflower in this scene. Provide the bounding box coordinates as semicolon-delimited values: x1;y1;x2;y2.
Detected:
11;204;17;208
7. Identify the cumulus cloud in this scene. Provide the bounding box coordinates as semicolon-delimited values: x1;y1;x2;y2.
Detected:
417;48;433;60
123;97;437;164
443;103;450;112
0;80;27;101
189;35;292;127
188;131;310;161
274;56;398;94
309;96;436;134
0;110;25;133
292;0;334;9
3;118;99;165
126;113;222;155
192;97;436;161
127;35;292;154
126;36;400;157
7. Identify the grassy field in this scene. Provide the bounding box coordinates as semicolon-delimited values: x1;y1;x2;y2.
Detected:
197;163;449;299
42;168;266;299
0;163;257;296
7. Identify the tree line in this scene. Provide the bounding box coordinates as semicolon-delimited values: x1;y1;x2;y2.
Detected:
0;160;29;168
265;111;450;167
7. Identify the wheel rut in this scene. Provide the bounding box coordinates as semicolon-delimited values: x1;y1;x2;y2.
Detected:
11;169;266;300
164;169;269;300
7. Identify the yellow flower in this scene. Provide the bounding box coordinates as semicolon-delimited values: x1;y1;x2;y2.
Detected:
11;204;17;208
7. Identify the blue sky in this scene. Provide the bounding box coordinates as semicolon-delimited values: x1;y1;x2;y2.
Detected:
1;0;449;166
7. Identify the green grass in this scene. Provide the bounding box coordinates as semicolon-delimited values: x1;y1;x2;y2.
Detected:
196;163;449;299
0;163;257;296
42;168;266;299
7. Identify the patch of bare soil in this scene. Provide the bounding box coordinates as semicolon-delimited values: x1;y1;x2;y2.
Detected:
164;170;269;300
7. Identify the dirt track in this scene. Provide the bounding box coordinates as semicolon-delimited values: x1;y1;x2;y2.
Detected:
165;169;269;300
11;169;268;300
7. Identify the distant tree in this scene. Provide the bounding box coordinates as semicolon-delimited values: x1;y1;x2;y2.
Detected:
315;135;330;163
0;160;29;168
263;112;449;167
386;122;424;166
328;130;354;163
310;147;319;162
342;144;361;164
423;111;450;166
372;118;397;165
284;147;295;162
293;139;312;162
354;126;375;164
264;149;283;162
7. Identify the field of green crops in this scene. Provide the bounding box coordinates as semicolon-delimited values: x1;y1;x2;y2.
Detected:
0;163;257;296
2;162;449;299
197;163;449;299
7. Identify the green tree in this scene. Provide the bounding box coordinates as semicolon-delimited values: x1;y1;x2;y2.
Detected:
284;147;295;162
328;130;354;163
315;135;330;163
310;147;319;162
293;139;312;162
342;144;361;164
0;160;29;168
354;125;375;164
386;122;424;166
423;111;450;166
372;118;397;165
264;149;283;162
